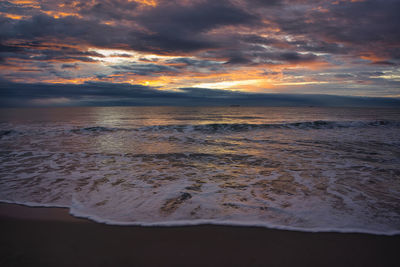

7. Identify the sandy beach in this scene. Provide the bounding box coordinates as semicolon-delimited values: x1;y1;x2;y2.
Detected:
0;203;399;267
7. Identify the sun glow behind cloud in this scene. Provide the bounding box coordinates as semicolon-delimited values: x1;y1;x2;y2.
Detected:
88;48;184;65
0;0;399;102
194;79;264;90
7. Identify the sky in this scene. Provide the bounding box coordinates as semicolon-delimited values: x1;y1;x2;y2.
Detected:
0;0;399;106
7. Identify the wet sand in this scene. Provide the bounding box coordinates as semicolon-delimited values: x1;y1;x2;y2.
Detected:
0;203;399;267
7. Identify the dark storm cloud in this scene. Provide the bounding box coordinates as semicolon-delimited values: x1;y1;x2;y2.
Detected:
324;0;400;45
129;0;259;53
276;52;317;63
249;0;283;7
0;43;21;62
76;0;139;20
137;1;256;34
0;15;123;47
224;55;253;65
131;32;216;53
1;0;396;62
334;74;354;79
111;63;179;76
0;43;22;53
238;34;280;46
0;0;257;55
165;58;223;70
289;40;348;55
272;0;400;59
372;61;397;66
0;41;103;63
0;81;161;99
224;49;319;65
1;81;399;107
0;1;34;16
1;0;398;58
61;63;79;69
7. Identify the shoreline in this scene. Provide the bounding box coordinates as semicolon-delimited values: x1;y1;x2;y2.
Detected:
0;202;87;223
1;201;399;236
1;203;400;266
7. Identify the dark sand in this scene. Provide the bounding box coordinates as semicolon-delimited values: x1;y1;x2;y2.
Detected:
0;203;399;267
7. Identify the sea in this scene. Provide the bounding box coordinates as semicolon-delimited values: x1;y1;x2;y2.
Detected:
0;106;399;235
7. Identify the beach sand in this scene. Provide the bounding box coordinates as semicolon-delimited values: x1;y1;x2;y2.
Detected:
0;203;399;267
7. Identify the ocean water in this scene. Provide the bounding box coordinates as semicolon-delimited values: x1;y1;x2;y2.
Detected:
0;106;399;235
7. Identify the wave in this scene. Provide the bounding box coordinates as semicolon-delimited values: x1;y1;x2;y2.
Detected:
70;126;125;133
1;120;399;137
1;200;399;236
67;211;400;236
79;120;400;133
0;130;18;138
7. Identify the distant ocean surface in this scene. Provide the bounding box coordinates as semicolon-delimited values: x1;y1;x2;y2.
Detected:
1;107;399;235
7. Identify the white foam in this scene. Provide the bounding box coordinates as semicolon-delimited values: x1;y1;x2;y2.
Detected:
2;199;399;236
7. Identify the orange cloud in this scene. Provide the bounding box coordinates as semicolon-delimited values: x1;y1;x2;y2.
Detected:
41;10;82;19
360;53;387;63
135;0;157;6
0;12;30;20
9;0;40;8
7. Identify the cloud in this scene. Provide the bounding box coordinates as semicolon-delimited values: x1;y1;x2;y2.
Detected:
0;80;399;107
61;63;79;69
137;1;257;34
12;46;101;62
77;0;139;20
272;0;400;60
111;63;179;76
0;0;399;98
1;14;124;47
165;58;224;72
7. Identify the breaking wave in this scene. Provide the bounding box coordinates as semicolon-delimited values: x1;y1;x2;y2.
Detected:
2;120;399;137
74;120;400;134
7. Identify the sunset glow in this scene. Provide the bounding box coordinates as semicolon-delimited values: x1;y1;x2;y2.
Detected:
0;0;399;106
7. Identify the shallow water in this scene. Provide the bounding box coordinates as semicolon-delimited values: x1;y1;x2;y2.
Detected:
0;107;399;234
